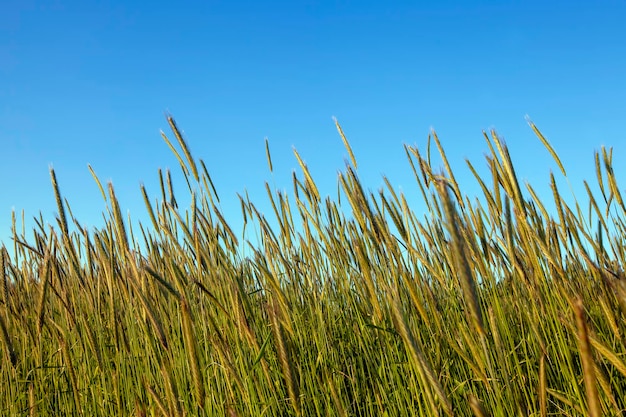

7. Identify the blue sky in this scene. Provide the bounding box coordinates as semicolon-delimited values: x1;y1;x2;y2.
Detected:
1;0;625;249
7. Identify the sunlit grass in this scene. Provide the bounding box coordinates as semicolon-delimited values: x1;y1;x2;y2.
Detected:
1;116;625;416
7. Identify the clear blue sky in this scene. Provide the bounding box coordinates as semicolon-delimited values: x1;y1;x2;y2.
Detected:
2;0;625;249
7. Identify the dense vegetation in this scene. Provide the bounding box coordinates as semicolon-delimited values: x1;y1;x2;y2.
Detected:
1;117;625;416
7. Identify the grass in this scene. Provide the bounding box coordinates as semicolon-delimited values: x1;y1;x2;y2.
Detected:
1;116;626;416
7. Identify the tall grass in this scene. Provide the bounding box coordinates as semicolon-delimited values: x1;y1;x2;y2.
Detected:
1;116;626;416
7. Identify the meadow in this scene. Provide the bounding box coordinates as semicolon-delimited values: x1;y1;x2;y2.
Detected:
1;117;625;416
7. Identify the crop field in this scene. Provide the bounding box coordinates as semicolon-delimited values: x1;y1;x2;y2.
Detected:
1;117;625;416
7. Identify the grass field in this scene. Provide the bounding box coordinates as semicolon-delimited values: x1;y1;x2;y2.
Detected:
1;117;626;416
